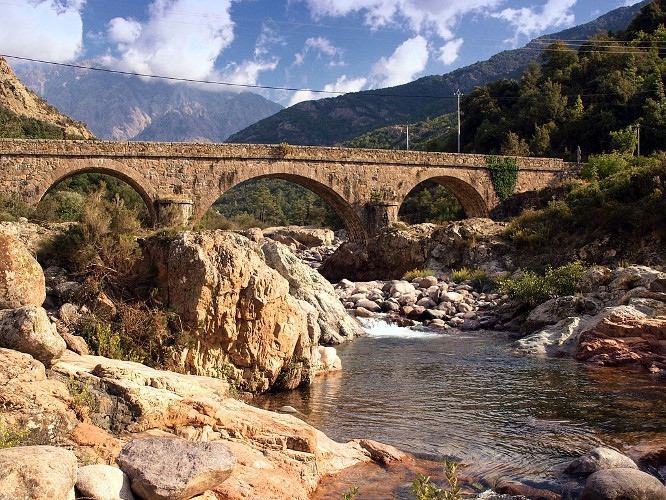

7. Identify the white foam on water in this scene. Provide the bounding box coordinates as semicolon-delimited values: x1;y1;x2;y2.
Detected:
358;317;440;339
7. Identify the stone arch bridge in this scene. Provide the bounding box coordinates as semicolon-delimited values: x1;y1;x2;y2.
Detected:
0;139;576;242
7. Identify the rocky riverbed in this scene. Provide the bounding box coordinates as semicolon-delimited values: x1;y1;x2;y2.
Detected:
0;220;665;499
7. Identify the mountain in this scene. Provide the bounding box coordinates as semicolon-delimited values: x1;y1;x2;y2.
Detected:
0;56;93;139
13;63;283;142
228;1;649;146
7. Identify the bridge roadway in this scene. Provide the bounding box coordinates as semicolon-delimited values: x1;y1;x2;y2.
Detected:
0;139;575;242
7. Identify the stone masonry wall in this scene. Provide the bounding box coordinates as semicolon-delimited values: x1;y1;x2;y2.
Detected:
0;139;573;241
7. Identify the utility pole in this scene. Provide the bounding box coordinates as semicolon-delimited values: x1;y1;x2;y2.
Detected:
455;89;462;153
406;124;410;151
636;123;641;157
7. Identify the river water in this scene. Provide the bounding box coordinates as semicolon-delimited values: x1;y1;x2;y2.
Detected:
255;319;666;492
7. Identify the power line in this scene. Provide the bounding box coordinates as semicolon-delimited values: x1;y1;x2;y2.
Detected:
2;52;664;103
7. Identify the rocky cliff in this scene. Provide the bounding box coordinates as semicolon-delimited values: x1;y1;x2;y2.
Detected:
0;57;93;139
139;230;362;392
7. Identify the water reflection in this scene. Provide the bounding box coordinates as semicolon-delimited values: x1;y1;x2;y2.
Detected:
254;322;666;484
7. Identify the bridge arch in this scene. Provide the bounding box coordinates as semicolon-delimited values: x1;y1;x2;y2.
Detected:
36;158;157;224
398;175;490;219
198;172;368;243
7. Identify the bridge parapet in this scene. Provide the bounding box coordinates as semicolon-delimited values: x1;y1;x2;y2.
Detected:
0;139;568;171
0;138;576;243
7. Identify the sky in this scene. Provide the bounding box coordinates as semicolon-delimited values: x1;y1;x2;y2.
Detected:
0;0;645;106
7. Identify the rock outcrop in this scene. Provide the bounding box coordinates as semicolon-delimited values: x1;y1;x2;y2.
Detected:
140;231;351;392
320;219;513;281
261;240;363;344
0;56;93;139
516;266;666;372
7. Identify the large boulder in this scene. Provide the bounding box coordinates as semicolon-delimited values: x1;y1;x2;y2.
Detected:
580;468;666;500
117;438;236;500
319;219;513;281
0;305;66;366
0;445;77;500
261;240;363;344
140;231;316;392
565;447;638;477
0;233;45;309
516;316;591;357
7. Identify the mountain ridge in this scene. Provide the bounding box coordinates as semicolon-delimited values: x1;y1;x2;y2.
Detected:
13;63;283;142
228;1;650;146
0;56;93;139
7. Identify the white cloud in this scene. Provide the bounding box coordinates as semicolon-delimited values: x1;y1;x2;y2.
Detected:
302;0;503;41
255;22;285;58
438;38;464;65
0;0;85;62
293;37;345;66
288;75;367;106
103;0;236;80
107;18;142;44
372;35;428;87
494;0;577;43
221;59;279;87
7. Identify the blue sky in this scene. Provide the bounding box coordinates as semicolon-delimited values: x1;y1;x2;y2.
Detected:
0;0;643;105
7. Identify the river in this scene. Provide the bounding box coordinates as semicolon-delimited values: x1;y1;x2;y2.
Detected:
255;319;666;495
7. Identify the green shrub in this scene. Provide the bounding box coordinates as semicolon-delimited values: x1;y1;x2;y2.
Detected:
32;190;85;222
0;416;30;448
403;268;435;281
498;261;587;307
580;152;631;180
451;267;494;291
412;461;462;500
0;194;32;222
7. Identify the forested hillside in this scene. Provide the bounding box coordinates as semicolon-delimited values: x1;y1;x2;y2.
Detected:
429;0;666;160
228;2;647;146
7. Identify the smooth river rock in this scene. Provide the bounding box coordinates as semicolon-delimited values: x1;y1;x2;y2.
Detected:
565;447;638;477
580;468;666;500
76;464;135;500
117;438;236;500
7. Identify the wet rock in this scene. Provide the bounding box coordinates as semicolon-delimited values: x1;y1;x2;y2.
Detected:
76;464;135;500
565;447;638;477
0;305;66;366
517;316;591;357
0;233;45;310
318;346;342;372
356;299;381;312
495;480;562;500
357;439;408;464
580;468;666;500
117;438;236;500
354;307;375;318
0;445;77;500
